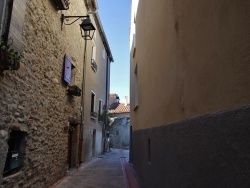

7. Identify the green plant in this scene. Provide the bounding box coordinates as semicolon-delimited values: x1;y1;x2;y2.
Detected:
0;41;23;70
99;110;111;124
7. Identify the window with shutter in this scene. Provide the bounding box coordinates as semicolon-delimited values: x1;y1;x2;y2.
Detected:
64;55;72;85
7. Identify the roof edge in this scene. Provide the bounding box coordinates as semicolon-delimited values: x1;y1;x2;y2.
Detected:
92;12;114;62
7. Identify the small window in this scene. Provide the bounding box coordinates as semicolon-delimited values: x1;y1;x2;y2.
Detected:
1;0;14;42
64;55;72;84
91;92;96;113
64;55;77;85
98;99;102;118
148;138;151;164
91;42;97;72
102;49;106;60
90;92;98;118
92;41;96;61
3;130;26;177
134;63;139;110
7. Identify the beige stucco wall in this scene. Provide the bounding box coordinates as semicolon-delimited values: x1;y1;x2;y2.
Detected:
82;26;109;162
131;0;250;130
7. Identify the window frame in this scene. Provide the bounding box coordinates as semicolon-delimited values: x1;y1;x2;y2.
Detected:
134;63;139;111
0;0;14;42
91;91;96;113
3;130;26;177
98;99;102;117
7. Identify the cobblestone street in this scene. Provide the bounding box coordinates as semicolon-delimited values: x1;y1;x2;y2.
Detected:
51;149;140;188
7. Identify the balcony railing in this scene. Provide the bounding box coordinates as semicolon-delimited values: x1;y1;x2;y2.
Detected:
91;59;97;72
90;111;98;118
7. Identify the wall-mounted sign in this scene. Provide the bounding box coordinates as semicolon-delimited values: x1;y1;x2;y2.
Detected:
64;55;72;85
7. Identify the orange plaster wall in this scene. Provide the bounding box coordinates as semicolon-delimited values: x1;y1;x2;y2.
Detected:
131;0;250;130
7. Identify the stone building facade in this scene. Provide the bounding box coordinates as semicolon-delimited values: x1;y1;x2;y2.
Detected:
109;94;130;150
130;0;250;187
0;0;113;187
108;115;130;150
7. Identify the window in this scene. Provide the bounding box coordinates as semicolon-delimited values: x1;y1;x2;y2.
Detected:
148;138;151;164
92;41;96;61
98;99;102;120
132;34;136;58
64;55;77;85
91;92;95;112
0;0;13;42
90;91;97;118
134;63;139;110
91;41;97;72
1;0;26;51
102;49;106;60
3;130;26;177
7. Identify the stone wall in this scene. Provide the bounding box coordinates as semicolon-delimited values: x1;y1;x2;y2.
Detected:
0;0;90;187
109;114;130;150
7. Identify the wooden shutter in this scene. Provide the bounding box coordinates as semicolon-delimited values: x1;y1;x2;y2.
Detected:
64;55;72;85
8;0;27;51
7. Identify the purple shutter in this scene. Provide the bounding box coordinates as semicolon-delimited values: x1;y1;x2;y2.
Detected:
64;55;72;84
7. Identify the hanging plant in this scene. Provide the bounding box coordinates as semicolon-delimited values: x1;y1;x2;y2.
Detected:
0;41;23;70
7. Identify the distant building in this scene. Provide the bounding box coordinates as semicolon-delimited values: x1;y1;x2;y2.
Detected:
108;94;130;149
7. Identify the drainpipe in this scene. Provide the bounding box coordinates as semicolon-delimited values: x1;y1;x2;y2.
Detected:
103;55;110;153
79;35;88;164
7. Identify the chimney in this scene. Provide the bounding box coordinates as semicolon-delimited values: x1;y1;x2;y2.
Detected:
115;95;120;103
125;96;128;106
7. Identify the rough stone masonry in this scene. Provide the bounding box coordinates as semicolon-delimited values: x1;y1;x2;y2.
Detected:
0;0;88;187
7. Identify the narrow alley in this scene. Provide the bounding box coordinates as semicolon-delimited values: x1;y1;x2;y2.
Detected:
51;149;140;188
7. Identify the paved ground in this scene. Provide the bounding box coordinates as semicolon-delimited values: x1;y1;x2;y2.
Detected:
51;149;140;188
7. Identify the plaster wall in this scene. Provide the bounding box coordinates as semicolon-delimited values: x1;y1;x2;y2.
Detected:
131;0;250;130
0;0;91;187
132;105;250;187
82;28;109;162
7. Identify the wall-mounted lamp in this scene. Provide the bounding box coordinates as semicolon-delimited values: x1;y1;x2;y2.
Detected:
61;14;96;40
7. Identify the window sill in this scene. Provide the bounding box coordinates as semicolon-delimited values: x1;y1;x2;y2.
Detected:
90;116;96;120
133;105;138;111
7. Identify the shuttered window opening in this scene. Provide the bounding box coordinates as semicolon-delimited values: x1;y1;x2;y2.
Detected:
3;130;26;177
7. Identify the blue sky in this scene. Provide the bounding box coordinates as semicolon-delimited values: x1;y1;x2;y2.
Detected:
98;0;131;103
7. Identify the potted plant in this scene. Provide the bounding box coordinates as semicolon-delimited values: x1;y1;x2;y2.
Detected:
0;41;23;70
67;85;82;96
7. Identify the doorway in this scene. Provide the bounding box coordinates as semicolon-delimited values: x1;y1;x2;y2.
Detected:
67;124;78;169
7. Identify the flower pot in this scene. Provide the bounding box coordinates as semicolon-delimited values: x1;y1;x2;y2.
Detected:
67;85;81;96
